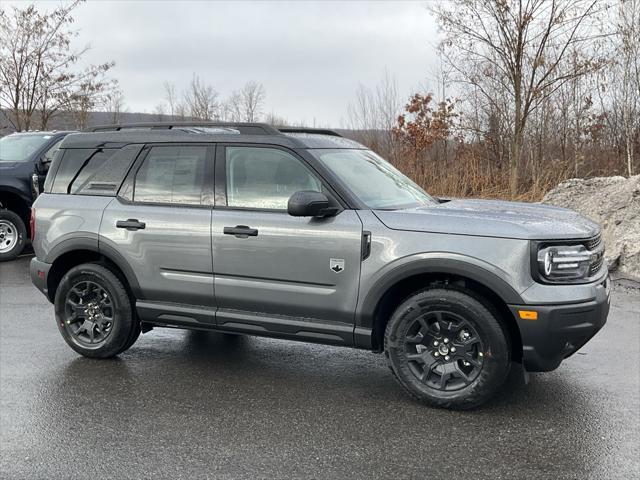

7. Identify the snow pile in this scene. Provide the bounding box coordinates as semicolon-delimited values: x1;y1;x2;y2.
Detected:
543;175;640;280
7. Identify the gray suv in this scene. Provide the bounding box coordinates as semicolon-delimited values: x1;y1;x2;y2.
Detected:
30;122;610;409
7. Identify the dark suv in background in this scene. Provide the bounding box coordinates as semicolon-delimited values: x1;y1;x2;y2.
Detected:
0;131;73;261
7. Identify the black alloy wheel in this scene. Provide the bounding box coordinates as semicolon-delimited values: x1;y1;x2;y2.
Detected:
63;280;115;348
404;310;485;391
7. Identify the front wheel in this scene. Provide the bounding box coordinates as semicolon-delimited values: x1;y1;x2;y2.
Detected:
54;263;138;358
0;210;27;262
385;288;511;410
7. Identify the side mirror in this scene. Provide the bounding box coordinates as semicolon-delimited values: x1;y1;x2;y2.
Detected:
35;157;48;174
287;191;337;217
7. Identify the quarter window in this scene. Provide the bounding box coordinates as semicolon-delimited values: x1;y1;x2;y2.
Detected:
134;146;207;205
226;147;321;209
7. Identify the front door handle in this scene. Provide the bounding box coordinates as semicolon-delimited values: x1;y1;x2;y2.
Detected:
116;219;146;230
223;225;258;238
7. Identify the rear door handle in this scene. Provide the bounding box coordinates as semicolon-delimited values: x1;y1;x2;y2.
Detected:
116;219;146;230
223;225;258;238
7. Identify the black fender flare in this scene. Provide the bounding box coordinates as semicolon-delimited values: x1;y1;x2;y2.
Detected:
356;254;525;333
0;185;32;209
45;235;143;299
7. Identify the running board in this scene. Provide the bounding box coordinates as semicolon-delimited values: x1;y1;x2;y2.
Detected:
136;301;359;347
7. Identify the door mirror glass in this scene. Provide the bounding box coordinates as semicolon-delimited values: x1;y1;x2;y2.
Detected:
287;191;335;217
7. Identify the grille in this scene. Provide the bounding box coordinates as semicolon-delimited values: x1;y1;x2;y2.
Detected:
584;234;602;251
589;255;604;276
583;234;604;276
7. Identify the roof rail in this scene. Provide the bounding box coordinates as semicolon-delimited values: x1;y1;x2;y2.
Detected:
86;122;281;135
278;127;342;137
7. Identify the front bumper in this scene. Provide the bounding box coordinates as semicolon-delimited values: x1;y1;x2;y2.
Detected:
30;257;52;301
509;277;610;372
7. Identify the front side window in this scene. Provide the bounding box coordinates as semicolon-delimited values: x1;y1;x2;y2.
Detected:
134;146;207;205
226;147;321;209
310;149;436;210
0;134;54;162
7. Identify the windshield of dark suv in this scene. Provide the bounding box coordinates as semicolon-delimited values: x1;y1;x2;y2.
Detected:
0;134;52;162
310;148;436;209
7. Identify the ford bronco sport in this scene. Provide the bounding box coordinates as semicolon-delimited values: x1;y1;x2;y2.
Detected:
29;122;610;409
0;131;73;261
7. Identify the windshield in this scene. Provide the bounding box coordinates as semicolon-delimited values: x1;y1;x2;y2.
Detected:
310;149;436;209
0;134;52;162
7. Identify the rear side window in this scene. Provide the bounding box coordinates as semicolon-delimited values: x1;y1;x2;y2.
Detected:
51;149;115;194
49;146;143;196
133;146;207;205
69;150;118;193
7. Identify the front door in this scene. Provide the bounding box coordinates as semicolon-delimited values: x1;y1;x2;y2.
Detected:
100;144;215;323
211;145;363;345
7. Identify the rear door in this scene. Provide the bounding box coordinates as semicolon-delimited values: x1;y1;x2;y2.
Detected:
99;144;216;324
211;144;363;345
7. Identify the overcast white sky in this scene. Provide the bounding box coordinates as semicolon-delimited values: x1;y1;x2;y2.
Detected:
12;0;440;126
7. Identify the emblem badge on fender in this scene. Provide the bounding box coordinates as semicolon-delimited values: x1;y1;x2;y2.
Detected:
330;258;345;273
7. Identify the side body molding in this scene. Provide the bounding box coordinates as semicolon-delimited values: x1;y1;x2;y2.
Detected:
354;253;526;348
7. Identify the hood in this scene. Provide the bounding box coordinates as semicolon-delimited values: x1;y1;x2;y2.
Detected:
0;162;20;169
0;160;34;179
374;198;600;240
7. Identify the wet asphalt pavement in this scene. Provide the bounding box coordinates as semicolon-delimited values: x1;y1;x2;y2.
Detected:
1;255;639;479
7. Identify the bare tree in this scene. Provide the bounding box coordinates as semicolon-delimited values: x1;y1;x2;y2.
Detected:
224;81;266;122
183;74;218;120
0;1;115;131
68;77;119;130
346;69;402;158
104;86;126;124
617;0;640;176
433;0;609;194
240;81;265;122
263;111;290;126
223;90;243;122
163;81;178;118
152;103;166;122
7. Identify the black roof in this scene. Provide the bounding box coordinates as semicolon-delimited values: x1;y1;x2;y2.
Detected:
87;122;279;135
64;122;365;149
6;130;75;136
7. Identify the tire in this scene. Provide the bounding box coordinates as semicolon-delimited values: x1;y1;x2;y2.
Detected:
384;288;511;410
54;263;139;358
0;210;27;262
120;321;141;353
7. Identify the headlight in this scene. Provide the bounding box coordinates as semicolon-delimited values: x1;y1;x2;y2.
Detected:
536;244;595;282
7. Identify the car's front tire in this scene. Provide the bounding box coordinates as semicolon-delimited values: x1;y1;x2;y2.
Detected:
54;263;139;358
385;288;511;410
0;210;27;262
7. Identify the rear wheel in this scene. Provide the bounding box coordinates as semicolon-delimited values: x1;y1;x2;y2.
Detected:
0;210;26;262
385;288;510;409
54;263;138;358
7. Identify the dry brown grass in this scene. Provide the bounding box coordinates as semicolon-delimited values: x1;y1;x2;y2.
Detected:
393;150;566;202
344;131;635;202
